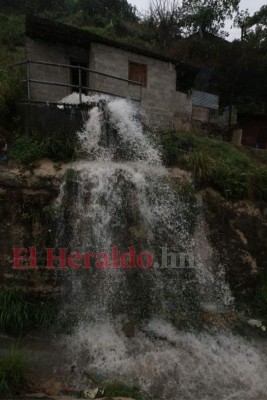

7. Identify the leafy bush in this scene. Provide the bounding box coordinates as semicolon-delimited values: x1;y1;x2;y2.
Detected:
9;136;43;165
9;133;76;165
0;344;31;396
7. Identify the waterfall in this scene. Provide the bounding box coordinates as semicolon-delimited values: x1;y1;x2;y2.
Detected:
56;95;267;400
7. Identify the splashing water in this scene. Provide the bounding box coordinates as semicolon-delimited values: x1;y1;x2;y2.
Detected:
57;95;267;399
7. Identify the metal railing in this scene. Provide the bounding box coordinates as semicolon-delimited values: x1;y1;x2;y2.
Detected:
9;60;143;104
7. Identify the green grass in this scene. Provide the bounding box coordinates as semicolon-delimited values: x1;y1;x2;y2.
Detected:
0;286;58;336
0;287;31;336
0;344;31;396
160;131;267;201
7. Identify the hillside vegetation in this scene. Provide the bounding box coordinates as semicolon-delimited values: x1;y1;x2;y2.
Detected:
160;131;267;202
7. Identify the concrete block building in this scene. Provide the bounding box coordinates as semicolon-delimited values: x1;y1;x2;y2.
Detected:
22;15;235;130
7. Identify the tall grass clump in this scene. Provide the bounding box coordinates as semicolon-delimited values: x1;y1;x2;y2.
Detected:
0;287;31;335
160;131;267;201
0;345;31;396
0;286;58;336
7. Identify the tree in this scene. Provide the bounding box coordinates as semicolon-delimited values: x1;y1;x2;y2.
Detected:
234;9;250;41
182;0;240;38
78;0;137;22
0;0;77;14
243;5;267;49
145;0;184;47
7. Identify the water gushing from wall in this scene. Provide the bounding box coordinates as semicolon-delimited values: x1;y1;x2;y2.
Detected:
57;95;267;399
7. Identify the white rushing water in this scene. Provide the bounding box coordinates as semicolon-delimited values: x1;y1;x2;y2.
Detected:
58;94;267;400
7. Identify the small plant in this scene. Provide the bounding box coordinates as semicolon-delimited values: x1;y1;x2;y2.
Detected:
0;287;31;335
103;381;145;400
0;286;59;336
43;203;58;219
0;344;31;396
9;136;43;165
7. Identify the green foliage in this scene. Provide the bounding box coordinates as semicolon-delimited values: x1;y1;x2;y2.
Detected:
9;133;76;165
40;134;76;161
78;0;138;23
0;14;25;48
0;287;31;335
103;381;145;400
0;286;58;336
187;150;215;185
9;136;42;165
0;344;31;395
182;0;240;37
160;131;267;201
159;131;197;166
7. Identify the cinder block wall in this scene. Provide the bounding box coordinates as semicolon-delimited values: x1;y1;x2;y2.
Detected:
173;91;192;131
90;43;177;127
25;38;186;129
26;38;89;103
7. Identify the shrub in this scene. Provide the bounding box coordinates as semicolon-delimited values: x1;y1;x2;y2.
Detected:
9;133;76;165
0;345;31;396
9;136;43;165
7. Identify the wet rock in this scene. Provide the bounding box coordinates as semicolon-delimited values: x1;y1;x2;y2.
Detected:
39;378;64;395
82;387;100;399
248;319;266;331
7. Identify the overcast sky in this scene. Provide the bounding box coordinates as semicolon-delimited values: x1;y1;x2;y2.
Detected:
129;0;266;40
